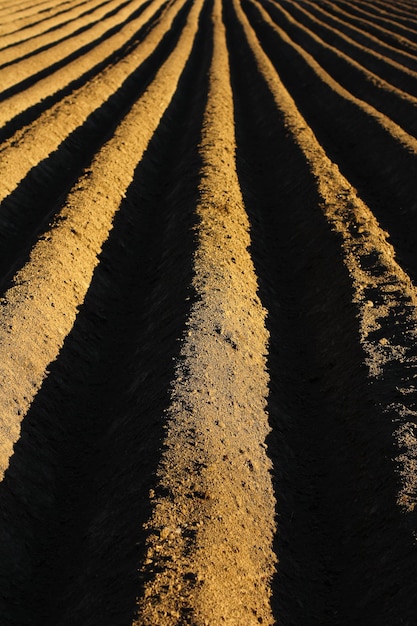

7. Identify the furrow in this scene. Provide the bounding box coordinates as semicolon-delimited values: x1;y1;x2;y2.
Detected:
260;0;417;139
0;0;201;489
135;0;276;624
231;0;417;622
0;0;121;60
246;0;417;283
0;1;208;621
282;0;417;79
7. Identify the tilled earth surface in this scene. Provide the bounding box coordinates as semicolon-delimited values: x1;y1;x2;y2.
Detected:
1;0;417;624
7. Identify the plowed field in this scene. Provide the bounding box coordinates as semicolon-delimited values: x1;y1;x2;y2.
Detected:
2;0;417;623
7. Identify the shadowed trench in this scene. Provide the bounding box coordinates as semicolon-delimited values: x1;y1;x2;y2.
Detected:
0;5;213;621
225;1;417;623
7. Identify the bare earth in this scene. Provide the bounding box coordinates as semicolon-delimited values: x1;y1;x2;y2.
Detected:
1;0;417;624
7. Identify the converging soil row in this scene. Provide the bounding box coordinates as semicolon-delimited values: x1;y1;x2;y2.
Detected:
1;0;417;624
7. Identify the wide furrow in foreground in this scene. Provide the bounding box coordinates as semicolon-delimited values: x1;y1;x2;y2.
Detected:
0;8;203;619
0;3;208;621
136;2;276;623
2;0;417;624
231;0;417;622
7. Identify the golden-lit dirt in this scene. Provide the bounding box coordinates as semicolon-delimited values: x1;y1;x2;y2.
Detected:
1;0;417;623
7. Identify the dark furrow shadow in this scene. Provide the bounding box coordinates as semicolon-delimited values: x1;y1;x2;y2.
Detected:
0;0;190;295
225;2;417;624
0;2;212;624
244;0;417;287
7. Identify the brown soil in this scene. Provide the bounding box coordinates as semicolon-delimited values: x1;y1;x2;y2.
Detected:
1;0;417;624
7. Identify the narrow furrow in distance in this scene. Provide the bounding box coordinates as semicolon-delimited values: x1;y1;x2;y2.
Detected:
0;0;67;23
311;0;417;42
0;0;92;35
391;1;417;15
0;0;111;52
0;0;48;21
230;0;417;623
0;0;162;130
0;0;185;289
0;0;176;199
283;0;417;80
372;0;417;19
0;2;209;622
355;0;410;18
0;0;152;92
136;1;276;624
262;0;417;140
0;0;202;492
326;0;417;41
297;0;417;73
356;0;417;24
0;0;49;19
0;0;112;53
245;0;417;285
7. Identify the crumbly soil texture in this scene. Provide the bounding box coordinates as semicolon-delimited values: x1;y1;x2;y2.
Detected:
1;0;417;624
